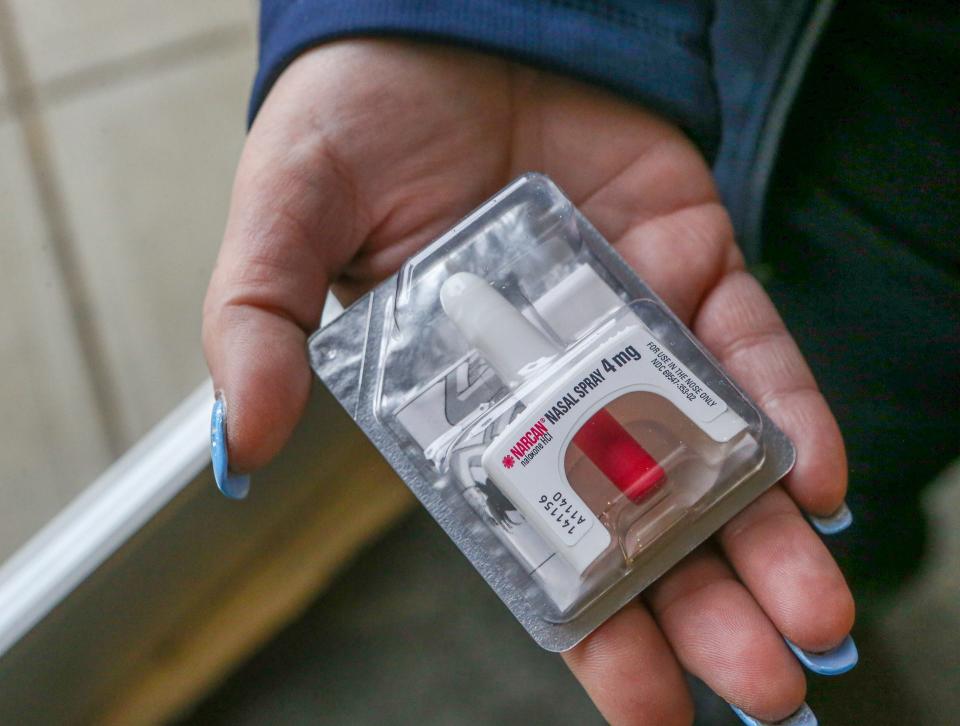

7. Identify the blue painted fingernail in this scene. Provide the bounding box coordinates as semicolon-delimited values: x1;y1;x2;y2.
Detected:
785;634;858;675
730;702;818;725
808;501;852;535
211;394;250;500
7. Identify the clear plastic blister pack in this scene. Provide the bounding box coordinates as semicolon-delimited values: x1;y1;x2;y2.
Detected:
310;174;795;651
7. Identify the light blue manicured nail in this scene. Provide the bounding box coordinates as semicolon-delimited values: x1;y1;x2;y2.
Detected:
211;395;250;500
730;702;817;725
786;634;858;675
808;501;852;535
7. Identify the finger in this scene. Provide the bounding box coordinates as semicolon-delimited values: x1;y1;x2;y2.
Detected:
645;547;807;723
719;486;855;652
202;111;367;472
693;270;847;515
563;600;693;726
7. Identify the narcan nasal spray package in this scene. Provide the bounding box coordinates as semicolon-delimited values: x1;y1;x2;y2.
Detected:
309;174;795;651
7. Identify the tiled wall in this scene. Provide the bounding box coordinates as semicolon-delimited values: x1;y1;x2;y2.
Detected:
0;1;257;559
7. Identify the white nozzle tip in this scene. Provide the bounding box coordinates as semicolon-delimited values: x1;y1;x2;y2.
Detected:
440;271;560;388
440;271;489;319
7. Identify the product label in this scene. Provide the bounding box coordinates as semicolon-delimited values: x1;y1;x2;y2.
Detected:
496;330;727;475
483;323;735;574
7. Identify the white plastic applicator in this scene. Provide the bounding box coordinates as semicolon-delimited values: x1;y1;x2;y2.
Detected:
440;272;560;388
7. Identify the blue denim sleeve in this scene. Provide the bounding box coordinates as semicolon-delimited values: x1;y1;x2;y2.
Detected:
252;1;719;155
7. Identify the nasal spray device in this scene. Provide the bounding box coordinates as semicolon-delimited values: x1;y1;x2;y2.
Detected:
441;271;666;504
441;271;666;575
310;175;795;650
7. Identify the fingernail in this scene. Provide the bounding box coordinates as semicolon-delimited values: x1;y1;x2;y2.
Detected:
785;634;858;675
730;702;818;725
211;393;250;500
808;501;852;535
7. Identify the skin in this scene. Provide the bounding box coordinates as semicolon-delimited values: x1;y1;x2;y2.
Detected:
203;40;854;724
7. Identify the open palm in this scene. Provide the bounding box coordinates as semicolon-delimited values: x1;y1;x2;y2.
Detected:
203;40;853;724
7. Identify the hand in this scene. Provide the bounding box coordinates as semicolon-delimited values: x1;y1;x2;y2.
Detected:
203;40;853;724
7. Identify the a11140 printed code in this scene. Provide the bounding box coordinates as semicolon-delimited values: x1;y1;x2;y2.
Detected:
538;491;588;536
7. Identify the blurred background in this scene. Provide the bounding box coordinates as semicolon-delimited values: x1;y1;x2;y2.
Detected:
0;2;957;724
0;0;255;558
